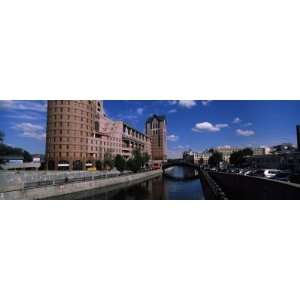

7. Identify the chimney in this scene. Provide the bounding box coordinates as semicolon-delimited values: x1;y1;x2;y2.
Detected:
297;125;300;151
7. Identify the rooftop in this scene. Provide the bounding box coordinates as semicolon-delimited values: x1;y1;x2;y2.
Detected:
146;114;166;123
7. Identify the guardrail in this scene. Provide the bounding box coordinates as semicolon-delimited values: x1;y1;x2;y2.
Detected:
20;170;153;191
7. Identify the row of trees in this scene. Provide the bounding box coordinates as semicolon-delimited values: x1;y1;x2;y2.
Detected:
206;148;254;168
95;149;150;173
0;130;33;163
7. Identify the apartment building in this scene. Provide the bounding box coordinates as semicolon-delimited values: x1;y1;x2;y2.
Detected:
46;100;151;170
145;115;167;165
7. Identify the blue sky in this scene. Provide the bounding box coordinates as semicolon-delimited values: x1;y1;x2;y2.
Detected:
0;100;299;157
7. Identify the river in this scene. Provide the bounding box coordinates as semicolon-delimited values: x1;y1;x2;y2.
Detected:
55;166;205;200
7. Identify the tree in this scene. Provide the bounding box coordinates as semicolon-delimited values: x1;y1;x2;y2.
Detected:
104;152;114;169
208;151;223;167
126;149;144;173
0;143;32;162
198;158;204;165
229;148;253;167
95;160;103;170
242;148;253;156
141;152;150;167
0;130;4;143
114;155;126;172
23;150;33;162
126;158;136;172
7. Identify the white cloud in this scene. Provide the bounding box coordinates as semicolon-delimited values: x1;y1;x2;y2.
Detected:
192;122;228;132
13;122;46;140
201;100;212;106
178;100;197;108
7;112;44;120
167;134;179;142
136;108;144;115
168;109;177;113
243;122;253;127
0;100;47;112
232;117;241;124
236;129;255;137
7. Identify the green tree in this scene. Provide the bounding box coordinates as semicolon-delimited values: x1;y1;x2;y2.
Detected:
229;148;253;167
142;152;150;167
126;158;136;172
114;155;126;172
208;151;223;167
95;160;103;170
23;150;33;162
104;152;114;169
0;130;4;143
126;149;144;173
0;143;32;162
242;147;253;156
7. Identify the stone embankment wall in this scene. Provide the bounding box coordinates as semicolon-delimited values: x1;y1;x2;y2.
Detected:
199;170;228;200
0;170;162;200
209;172;300;200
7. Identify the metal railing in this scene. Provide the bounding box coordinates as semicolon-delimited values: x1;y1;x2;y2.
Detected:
21;170;156;191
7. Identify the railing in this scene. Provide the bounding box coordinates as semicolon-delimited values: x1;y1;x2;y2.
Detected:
21;170;155;191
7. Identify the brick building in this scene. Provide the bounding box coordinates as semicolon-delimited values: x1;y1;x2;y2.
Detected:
145;115;167;166
46;100;152;170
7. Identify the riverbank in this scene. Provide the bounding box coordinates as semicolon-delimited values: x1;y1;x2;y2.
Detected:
0;169;162;200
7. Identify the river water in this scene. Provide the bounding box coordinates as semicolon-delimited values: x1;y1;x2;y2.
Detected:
57;166;205;200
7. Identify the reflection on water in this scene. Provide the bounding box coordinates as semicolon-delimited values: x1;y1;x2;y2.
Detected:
51;166;205;200
165;166;199;178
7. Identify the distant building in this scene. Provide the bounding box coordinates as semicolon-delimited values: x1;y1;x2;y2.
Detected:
245;152;300;173
183;150;211;165
270;143;296;154
0;155;24;164
183;150;200;164
32;154;45;163
214;146;241;162
252;148;265;156
145;115;167;164
297;125;300;151
0;155;40;170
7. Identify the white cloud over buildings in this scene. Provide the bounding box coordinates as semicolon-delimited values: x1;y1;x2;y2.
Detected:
13;122;46;140
236;129;255;136
167;134;179;142
192;122;228;132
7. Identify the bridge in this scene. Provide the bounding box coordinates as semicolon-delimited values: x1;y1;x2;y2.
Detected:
162;160;202;180
162;159;201;171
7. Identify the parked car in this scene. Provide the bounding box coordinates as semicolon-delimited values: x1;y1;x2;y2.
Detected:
272;172;291;182
249;169;265;177
263;169;281;178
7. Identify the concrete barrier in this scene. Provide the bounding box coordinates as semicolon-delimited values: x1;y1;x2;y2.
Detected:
0;170;122;193
209;172;300;200
199;170;228;200
0;170;162;200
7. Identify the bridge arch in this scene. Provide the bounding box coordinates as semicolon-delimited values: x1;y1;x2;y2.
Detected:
162;160;201;171
162;160;201;180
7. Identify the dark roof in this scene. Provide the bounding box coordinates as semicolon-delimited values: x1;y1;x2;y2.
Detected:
146;114;166;123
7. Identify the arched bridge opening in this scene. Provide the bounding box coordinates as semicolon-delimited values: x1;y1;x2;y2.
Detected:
162;160;201;180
